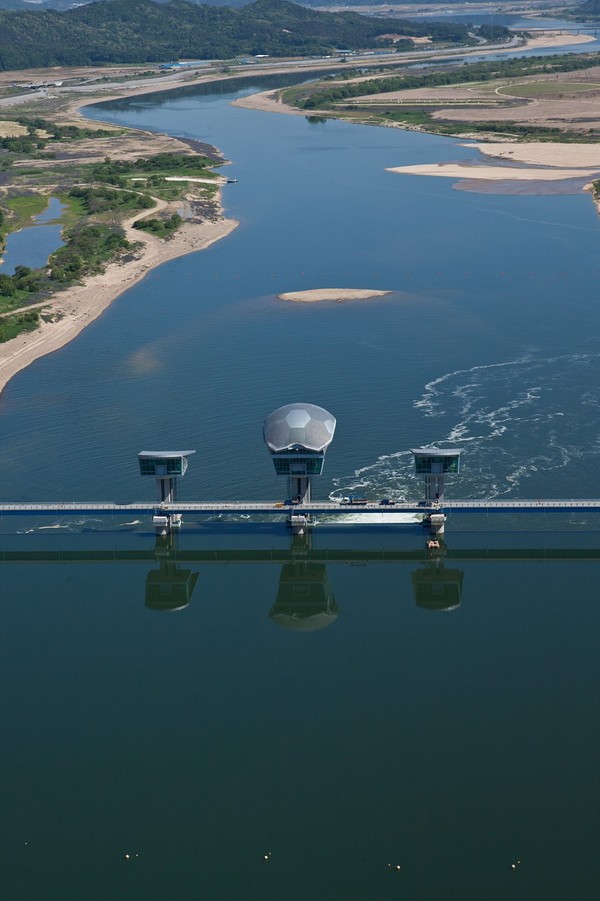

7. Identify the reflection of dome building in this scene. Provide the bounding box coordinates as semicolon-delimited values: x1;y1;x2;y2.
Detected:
145;564;199;612
411;565;463;612
269;563;339;632
263;403;336;503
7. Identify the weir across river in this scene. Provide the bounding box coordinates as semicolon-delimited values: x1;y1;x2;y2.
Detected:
1;498;600;540
2;499;600;516
5;432;599;534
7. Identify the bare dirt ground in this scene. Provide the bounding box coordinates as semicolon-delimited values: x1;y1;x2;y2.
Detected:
515;33;595;50
0;121;29;137
12;131;213;167
467;142;600;167
236;35;599;127
343;58;600;134
387;162;600;179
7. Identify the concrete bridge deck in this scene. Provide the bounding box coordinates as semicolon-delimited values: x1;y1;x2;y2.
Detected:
0;499;600;516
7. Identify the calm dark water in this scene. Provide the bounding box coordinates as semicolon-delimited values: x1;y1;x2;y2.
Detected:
1;526;600;900
0;196;64;274
1;70;600;900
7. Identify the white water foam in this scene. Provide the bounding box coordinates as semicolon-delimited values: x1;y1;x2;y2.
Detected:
333;353;600;500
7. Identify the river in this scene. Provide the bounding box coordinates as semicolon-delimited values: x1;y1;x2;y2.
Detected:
0;196;65;274
1;67;600;900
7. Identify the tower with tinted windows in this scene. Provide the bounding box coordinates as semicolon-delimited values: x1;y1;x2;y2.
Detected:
263;403;336;503
409;447;463;503
138;450;195;533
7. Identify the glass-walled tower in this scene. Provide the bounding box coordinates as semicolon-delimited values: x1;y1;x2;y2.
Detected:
410;447;463;503
138;450;195;534
138;450;195;503
263;403;336;503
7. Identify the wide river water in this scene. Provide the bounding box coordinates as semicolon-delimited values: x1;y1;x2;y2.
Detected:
1;68;600;900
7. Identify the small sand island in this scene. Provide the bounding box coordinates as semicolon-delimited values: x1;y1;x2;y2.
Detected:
278;288;391;303
386;162;600;181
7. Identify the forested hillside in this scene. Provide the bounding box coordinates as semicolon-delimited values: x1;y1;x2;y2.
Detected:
0;0;497;70
573;0;600;17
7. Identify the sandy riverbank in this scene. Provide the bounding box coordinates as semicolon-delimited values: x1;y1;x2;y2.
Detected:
0;81;241;396
467;143;600;168
387;140;600;190
278;288;391;303
386;162;600;180
0;206;238;396
232;32;596;117
521;32;595;50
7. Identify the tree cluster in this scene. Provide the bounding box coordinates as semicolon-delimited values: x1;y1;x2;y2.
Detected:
573;0;600;19
132;212;183;237
0;265;41;298
48;224;130;283
0;0;486;69
68;186;155;214
89;152;214;186
299;52;600;109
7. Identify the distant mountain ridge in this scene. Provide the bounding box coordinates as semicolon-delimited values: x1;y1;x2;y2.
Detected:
573;0;600;17
0;0;82;9
0;0;482;70
0;0;522;7
0;0;249;8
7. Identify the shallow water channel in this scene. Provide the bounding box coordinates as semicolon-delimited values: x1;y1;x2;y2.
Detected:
0;196;65;274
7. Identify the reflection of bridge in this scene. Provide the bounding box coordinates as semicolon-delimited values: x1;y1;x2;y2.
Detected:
2;544;600;564
3;537;599;621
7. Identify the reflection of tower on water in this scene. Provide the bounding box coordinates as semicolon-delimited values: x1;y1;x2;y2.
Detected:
145;535;199;612
411;557;463;612
269;531;339;632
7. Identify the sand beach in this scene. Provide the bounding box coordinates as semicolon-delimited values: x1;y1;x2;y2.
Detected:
278;288;391;303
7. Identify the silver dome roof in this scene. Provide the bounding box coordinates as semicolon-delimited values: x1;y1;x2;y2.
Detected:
263;403;336;453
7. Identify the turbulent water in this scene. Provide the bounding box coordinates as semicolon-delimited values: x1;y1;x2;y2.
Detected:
334;352;600;502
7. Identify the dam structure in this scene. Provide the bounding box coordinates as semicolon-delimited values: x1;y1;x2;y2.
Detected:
2;403;600;534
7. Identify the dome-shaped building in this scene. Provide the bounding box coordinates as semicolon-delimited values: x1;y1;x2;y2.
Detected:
263;403;336;503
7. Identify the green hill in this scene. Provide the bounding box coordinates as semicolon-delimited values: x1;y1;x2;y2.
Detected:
573;0;600;16
0;0;487;70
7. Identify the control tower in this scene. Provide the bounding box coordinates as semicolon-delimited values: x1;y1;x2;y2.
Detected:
263;403;336;504
138;450;195;533
409;447;463;503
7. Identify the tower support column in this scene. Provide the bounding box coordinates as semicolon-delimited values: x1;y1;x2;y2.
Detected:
289;475;311;504
138;450;195;536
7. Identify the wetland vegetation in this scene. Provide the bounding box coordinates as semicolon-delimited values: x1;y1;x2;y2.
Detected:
283;51;600;141
0;107;224;340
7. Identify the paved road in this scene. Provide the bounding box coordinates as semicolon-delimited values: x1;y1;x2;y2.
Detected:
1;499;600;516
